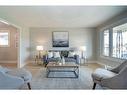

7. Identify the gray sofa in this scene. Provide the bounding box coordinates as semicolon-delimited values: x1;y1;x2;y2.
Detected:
43;50;80;65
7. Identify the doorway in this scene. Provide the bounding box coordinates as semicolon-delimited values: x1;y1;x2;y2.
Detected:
0;20;20;68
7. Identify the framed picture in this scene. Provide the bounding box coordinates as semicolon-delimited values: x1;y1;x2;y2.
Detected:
52;31;69;47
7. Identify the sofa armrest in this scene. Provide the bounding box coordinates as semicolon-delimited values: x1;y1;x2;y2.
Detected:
43;54;48;63
74;55;80;64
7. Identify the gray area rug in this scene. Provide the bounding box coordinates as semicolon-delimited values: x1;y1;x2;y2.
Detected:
29;66;101;89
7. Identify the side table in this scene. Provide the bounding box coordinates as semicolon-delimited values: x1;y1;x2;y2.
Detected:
35;55;43;65
80;58;87;65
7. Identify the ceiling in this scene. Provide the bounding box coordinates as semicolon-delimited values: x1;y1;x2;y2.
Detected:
0;6;126;28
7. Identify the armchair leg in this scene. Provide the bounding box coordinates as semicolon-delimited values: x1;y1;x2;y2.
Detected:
92;83;96;89
45;63;48;67
27;82;31;90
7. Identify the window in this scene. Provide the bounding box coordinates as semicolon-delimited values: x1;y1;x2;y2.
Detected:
101;23;127;59
112;23;127;59
103;30;109;56
0;30;10;47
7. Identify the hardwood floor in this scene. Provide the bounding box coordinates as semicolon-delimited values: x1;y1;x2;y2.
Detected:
0;63;17;68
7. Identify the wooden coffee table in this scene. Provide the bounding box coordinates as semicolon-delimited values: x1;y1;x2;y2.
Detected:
46;62;79;78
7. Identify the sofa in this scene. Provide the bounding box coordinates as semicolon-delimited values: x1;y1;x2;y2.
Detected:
43;50;80;65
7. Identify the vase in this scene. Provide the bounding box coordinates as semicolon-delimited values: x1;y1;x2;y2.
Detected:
62;56;65;64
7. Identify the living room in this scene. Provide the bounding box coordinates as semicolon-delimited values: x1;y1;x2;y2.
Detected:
0;5;127;91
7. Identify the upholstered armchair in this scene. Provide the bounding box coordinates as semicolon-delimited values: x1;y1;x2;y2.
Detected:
0;66;32;89
92;60;127;89
0;71;24;89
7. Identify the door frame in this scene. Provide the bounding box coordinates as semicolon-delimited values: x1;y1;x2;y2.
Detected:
0;18;21;68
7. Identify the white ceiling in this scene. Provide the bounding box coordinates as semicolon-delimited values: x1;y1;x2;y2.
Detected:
0;6;126;28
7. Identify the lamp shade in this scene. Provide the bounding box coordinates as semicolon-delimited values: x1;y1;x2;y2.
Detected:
80;46;86;51
36;45;43;51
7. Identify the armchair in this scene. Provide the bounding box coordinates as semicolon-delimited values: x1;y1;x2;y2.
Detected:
0;71;24;89
92;60;127;89
0;66;32;89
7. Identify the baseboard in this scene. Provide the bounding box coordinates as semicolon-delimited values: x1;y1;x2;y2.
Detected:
19;60;32;68
95;61;113;69
0;61;17;64
96;61;108;66
28;60;35;64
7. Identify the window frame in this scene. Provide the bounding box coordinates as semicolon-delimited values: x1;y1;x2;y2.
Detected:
100;22;127;60
102;29;110;57
0;30;10;47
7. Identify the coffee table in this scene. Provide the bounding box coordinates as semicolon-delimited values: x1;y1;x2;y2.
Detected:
46;62;79;78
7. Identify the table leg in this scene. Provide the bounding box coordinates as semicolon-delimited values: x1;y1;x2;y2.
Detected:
73;67;79;78
46;67;50;78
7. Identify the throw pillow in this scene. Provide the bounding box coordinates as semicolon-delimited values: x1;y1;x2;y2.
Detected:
47;52;53;58
54;52;61;58
61;51;69;57
68;51;75;57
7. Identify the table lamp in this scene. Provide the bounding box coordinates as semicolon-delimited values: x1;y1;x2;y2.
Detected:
80;46;86;58
36;45;43;58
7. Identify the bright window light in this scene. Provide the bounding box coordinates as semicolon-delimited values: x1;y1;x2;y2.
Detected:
103;29;109;56
112;23;127;59
0;31;9;46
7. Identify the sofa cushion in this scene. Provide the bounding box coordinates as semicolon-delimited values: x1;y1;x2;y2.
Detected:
92;68;117;81
65;58;76;63
48;58;61;62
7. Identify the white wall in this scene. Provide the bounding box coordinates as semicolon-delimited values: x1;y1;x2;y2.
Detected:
19;27;30;67
30;28;96;62
96;11;127;67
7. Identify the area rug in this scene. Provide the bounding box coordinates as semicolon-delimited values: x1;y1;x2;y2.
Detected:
22;66;102;89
